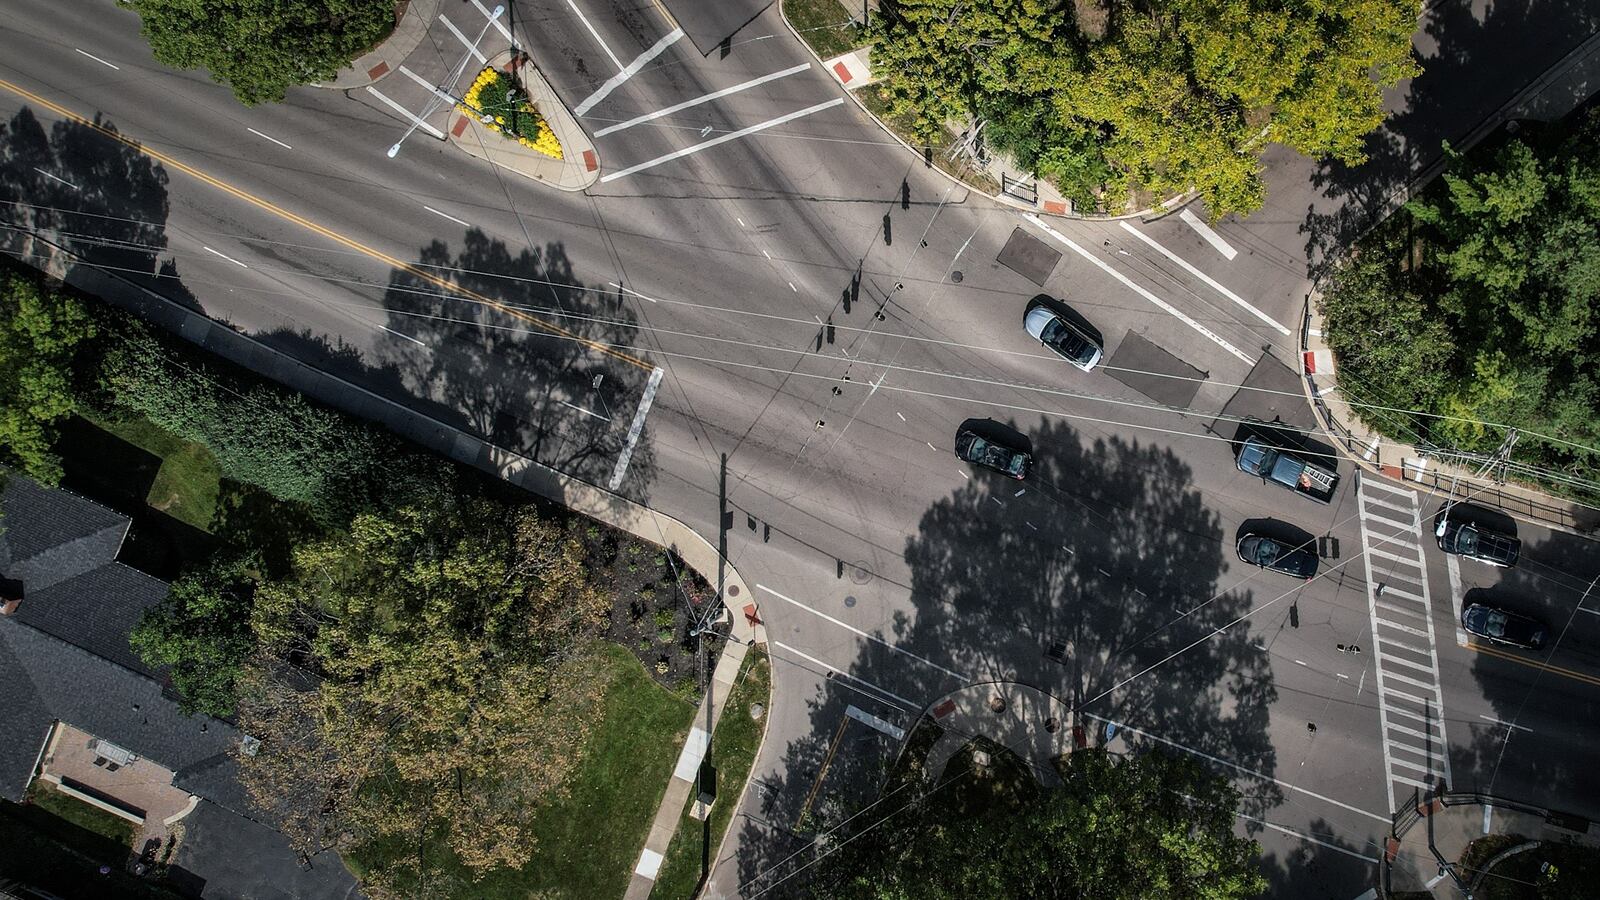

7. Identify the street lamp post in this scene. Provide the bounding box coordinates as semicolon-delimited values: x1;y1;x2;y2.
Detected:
386;5;505;159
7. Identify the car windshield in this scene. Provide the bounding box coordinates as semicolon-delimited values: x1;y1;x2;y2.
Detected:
1485;610;1508;637
969;437;1019;472
1456;525;1479;554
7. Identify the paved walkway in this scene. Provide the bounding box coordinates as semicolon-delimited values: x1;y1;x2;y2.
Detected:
914;682;1075;788
1383;792;1600;896
449;50;600;191
1300;28;1600;537
318;0;439;91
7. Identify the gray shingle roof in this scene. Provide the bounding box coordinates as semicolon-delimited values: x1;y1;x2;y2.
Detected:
0;615;239;802
13;563;168;678
0;475;129;591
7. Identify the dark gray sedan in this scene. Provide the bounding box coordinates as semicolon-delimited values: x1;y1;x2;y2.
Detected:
1462;603;1547;650
1236;533;1318;579
955;429;1030;480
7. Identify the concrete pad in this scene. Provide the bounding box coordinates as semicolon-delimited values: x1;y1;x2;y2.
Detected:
1217;351;1317;431
1104;331;1206;409
634;848;664;879
996;227;1061;286
673;726;711;781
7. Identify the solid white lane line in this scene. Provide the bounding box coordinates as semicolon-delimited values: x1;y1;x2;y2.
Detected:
399;65;459;106
593;63;812;136
365;87;445;138
846;704;906;740
566;0;625;70
757;584;969;681
377;324;426;346
1077;712;1390;823
1117;222;1286;334
600;98;845;182
609;283;661;303
607;366;664;489
32;167;77;190
74;48;119;70
575;26;684;114
246;127;292;150
772;641;913;708
1179;207;1238;260
438;14;488;64
1238;813;1380;864
423;205;472;227
467;0;514;42
201;246;248;268
1023;214;1251;364
1447;554;1468;645
557;399;609;421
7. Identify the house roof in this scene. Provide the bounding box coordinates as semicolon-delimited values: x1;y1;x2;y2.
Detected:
0;474;129;592
0;615;239;803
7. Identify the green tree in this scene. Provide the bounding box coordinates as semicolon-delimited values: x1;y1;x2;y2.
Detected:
0;270;97;485
130;553;259;717
97;326;409;520
120;0;395;105
865;0;1418;217
812;749;1266;899
239;496;609;895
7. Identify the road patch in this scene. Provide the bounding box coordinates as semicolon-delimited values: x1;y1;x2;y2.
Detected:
1103;331;1206;408
996;226;1061;286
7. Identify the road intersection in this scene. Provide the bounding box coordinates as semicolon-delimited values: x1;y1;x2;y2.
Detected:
3;2;1600;897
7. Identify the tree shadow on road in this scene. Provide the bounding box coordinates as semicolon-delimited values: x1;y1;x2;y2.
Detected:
1300;0;1600;277
735;419;1283;896
1259;817;1381;900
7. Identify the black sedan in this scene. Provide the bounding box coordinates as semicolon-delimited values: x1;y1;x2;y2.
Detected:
1462;603;1547;650
1236;533;1318;579
955;429;1031;480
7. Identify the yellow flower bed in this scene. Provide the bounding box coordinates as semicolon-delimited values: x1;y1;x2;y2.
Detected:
460;66;563;160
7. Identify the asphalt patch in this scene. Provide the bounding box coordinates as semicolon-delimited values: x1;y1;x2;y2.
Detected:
659;0;773;55
997;227;1061;286
1104;331;1206;408
1216;351;1315;431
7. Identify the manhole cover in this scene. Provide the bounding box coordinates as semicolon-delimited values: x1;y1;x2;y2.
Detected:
950;270;963;283
843;595;857;608
848;561;872;585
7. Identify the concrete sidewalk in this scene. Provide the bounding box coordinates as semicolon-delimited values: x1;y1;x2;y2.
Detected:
909;682;1076;788
1382;792;1599;896
318;0;439;90
449;50;600;191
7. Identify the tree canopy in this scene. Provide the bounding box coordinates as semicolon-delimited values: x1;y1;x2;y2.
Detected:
810;748;1266;899
867;0;1419;216
130;552;259;718
1322;108;1600;483
120;0;395;105
0;270;96;485
238;495;609;896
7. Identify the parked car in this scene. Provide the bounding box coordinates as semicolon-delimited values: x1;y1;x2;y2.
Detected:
955;429;1031;480
1436;512;1520;567
1461;602;1546;650
1024;306;1103;371
1236;533;1319;579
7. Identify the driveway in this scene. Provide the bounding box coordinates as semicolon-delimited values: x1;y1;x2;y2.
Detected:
168;801;361;900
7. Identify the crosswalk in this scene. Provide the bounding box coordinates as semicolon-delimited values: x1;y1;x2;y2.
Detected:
1356;476;1451;812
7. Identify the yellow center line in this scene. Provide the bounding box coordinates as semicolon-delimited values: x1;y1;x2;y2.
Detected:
0;77;651;371
1466;640;1600;688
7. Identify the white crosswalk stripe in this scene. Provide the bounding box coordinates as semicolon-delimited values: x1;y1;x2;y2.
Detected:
1358;476;1450;812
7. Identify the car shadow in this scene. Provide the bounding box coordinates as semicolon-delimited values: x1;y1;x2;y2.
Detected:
1024;293;1103;347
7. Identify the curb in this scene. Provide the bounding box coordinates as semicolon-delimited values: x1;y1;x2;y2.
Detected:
317;0;440;91
447;50;601;192
775;0;1190;223
696;645;777;895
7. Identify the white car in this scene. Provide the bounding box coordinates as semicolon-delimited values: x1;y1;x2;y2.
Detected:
1025;306;1103;371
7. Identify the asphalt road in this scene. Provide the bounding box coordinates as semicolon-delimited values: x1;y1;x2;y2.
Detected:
3;2;1599;898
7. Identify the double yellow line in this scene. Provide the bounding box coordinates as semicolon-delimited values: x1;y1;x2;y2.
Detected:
1467;640;1600;688
0;77;651;371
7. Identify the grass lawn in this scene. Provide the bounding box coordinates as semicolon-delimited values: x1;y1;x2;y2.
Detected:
652;648;772;900
345;641;696;899
0;797;182;899
79;412;223;532
19;781;135;858
783;0;866;59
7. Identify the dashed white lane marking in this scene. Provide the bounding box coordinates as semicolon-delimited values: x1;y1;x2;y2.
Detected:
201;246;248;268
1358;477;1450;812
1117;222;1286;334
73;48;119;70
466;0;514;42
926;442;937;451
761;249;771;258
246;128;292;150
757;584;969;681
1078;712;1390;823
1179;207;1238;260
896;411;906;421
1023;214;1251;364
32;167;77;190
438;13;489;64
575;27;684;115
846;704;905;740
772;640;913;708
788;282;797;292
423;205;472;227
365;86;445;138
607;366;663;489
600;98;845;182
565;0;625;70
593;62;811;136
377;323;426;346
